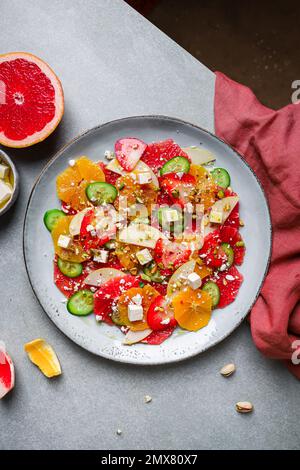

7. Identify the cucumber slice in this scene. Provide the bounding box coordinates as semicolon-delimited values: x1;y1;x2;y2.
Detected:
86;182;117;205
57;258;83;278
160;156;190;176
111;309;127;326
211;168;231;188
67;290;94;316
202;281;220;308
143;262;165;283
220;243;234;268
157;207;183;232
43;209;65;232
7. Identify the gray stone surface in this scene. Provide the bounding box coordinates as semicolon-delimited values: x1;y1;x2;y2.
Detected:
0;0;298;450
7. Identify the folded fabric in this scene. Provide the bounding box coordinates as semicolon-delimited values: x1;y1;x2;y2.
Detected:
214;71;300;378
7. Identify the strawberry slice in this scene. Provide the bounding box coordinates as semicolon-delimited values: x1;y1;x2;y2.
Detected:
115;137;147;171
223;203;240;228
80;208;115;251
141;139;190;175
94;275;140;321
142;326;175;345
211;266;243;308
159;173;196;207
147;295;177;331
154;238;191;271
199;230;225;269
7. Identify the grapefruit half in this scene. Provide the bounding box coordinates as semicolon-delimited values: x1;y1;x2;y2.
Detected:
0;52;64;148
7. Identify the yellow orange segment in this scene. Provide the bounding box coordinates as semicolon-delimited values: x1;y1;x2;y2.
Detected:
189;164;217;211
117;285;160;331
115;175;158;216
115;242;142;274
24;338;61;378
56;157;105;211
172;287;212;331
195;258;212;279
51;215;89;262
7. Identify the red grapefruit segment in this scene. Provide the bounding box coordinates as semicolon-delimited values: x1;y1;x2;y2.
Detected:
0;52;64;148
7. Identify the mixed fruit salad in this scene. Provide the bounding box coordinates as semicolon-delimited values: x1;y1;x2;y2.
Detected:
44;138;245;346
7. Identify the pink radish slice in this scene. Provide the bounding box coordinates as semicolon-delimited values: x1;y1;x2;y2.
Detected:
0;345;15;399
115;138;147;171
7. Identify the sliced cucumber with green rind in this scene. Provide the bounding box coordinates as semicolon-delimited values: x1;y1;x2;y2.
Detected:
220;242;234;268
86;182;118;205
202;281;220;308
111;309;127;326
67;290;94;316
160;156;190;176
211;168;231;188
43;209;65;232
57;258;83;278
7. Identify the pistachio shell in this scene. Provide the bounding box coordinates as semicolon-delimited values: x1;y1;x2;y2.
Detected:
236;401;253;413
220;363;236;377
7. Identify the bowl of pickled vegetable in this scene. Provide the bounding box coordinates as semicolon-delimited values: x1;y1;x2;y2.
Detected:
0;149;19;216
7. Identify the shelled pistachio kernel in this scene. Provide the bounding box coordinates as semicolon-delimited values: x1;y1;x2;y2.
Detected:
235;402;253;413
220;363;236;377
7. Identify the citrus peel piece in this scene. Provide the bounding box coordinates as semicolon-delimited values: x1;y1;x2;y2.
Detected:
24;339;61;378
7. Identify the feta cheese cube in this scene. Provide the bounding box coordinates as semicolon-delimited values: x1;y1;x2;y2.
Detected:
187;272;202;290
57;235;72;249
136;248;153;265
164;209;179;223
0;164;9;179
128;303;144;322
137;171;152;185
209;210;223;224
93;250;109;263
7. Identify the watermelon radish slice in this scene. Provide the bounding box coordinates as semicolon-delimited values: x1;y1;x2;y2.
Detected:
141;139;190;175
211;266;243;308
0;344;15;399
115;138;147;172
143;327;175;345
94;275;140;321
0;52;64;148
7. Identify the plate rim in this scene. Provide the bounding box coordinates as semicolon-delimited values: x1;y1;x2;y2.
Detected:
23;114;272;365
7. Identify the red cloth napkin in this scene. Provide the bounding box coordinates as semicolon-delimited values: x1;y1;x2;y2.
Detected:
214;71;300;378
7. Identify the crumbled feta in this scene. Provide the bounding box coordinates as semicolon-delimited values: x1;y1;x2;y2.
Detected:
164;209;179;223
209;210;223;224
57;235;72;249
68;159;76;167
225;274;235;281
95;315;103;322
161;318;170;325
0;164;9;179
132;293;142;305
86;224;94;232
136;248;153;265
128;303;143;322
93;250;109;263
187;272;202;290
116;429;122;435
219;263;228;272
137;171;152;185
177;172;184;179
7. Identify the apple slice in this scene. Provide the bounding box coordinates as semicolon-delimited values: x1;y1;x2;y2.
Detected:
167;260;196;297
123;329;152;345
106;158;159;188
0;343;15;399
183;147;216;165
115;138;147;172
69;208;90;236
118;223;167;249
210;196;239;224
84;268;125;287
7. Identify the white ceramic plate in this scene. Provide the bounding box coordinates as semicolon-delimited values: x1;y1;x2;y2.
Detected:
23;116;272;365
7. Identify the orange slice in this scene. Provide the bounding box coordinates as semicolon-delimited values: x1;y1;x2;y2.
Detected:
117;285;160;331
189;164;217;211
51;215;89;262
115;175;158;217
24;338;61;378
195;258;212;279
56;157;105;211
172;286;212;331
115;242;142;274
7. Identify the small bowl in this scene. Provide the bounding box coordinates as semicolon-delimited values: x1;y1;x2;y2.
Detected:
0;149;19;216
